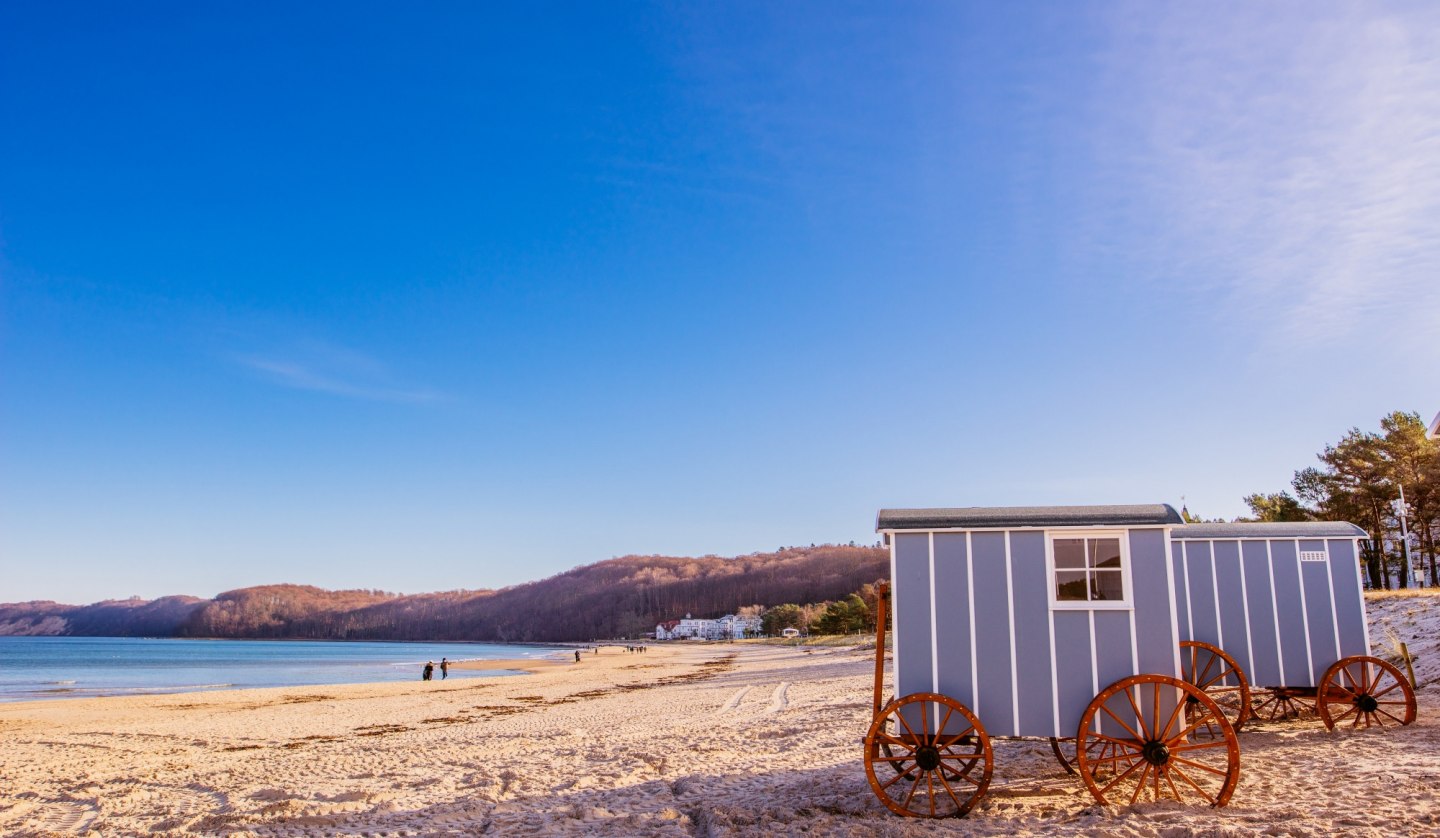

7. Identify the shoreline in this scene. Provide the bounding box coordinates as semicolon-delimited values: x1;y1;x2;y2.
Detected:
0;637;578;705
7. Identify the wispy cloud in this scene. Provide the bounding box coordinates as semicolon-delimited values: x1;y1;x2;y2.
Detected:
1075;2;1440;352
234;346;442;404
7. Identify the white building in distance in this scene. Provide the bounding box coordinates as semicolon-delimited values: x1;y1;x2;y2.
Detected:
654;613;763;640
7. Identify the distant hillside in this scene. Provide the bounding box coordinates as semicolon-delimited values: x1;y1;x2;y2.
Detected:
0;545;887;642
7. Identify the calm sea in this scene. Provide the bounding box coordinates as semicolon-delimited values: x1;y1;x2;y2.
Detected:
0;636;570;702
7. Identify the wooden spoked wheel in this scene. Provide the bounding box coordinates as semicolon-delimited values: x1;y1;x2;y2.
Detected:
1180;641;1252;734
1251;687;1316;722
1076;674;1241;808
1049;737;1077;775
1316;655;1417;731
1049;736;1115;777
864;692;992;818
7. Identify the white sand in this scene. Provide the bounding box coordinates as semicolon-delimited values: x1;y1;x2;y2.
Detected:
2;591;1438;836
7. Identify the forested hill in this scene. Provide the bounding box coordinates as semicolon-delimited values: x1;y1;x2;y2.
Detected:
0;545;887;642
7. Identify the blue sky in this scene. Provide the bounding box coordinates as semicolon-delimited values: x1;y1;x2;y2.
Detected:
4;2;1438;603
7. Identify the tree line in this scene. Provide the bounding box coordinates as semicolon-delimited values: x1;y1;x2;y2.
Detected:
1238;410;1437;589
0;545;888;641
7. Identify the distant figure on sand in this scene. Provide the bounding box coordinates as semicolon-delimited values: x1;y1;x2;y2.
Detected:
440;658;449;679
422;661;434;681
574;649;581;663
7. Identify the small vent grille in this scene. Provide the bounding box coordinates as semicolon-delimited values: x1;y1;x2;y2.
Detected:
1299;550;1327;562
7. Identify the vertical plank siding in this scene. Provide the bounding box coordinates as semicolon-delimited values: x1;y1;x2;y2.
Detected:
1184;541;1220;646
969;532;1016;736
1171;542;1190;643
893;533;933;699
1053;610;1095;736
1327;539;1368;658
1239;541;1284;687
1171;535;1369;688
1298;539;1339;680
1129;530;1177;675
932;534;975;710
1211;541;1251;687
1008;532;1055;735
893;526;1180;738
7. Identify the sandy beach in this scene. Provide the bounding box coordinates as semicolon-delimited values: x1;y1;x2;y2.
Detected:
1;592;1438;837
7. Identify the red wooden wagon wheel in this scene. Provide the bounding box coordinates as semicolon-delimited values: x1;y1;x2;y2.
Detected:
1180;641;1252;734
1316;655;1417;731
1049;736;1117;777
864;692;993;818
1251;687;1316;722
1076;674;1241;808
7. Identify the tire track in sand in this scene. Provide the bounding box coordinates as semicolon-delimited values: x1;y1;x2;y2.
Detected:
718;685;751;713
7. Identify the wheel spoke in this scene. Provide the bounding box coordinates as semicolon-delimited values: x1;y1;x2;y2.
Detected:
1372;682;1402;699
1170;755;1231;776
1129;763;1150;806
936;726;977;749
1162;766;1184;802
1100;705;1145;743
927;768;936;817
1201;665;1237;690
873;733;916;751
935;766;965;812
1125;687;1149;739
1087;731;1142;749
1328;705;1359;726
1168;739;1231;755
893;707;921;742
902;769;922;810
1193;651;1215;688
1160;692;1186;740
1097;756;1147;799
878;767;914;791
1152;681;1161;742
1367;664;1384;695
1086;750;1144;766
1376;708;1406;726
1174;708;1219;742
1169;763;1216;805
1325;682;1357;701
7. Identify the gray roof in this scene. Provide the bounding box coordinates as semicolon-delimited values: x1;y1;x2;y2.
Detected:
876;504;1183;531
1172;521;1366;539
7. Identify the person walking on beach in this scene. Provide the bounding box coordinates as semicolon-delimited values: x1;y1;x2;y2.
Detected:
574;649;581;663
440;658;449;679
422;661;434;681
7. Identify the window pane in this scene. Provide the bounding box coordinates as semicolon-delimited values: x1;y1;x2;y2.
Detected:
1090;570;1124;601
1089;538;1122;569
1054;539;1086;569
1056;571;1089;601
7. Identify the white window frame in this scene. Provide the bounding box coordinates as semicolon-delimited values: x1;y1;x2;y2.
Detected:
1045;529;1134;610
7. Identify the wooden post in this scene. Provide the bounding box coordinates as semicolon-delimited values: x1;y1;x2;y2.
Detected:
1400;641;1418;690
872;582;890;718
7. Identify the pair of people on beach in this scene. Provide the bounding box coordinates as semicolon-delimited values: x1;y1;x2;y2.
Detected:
421;658;450;681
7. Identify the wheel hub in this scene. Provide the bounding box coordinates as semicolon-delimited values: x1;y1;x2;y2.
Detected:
1355;694;1379;713
1141;740;1170;766
914;744;941;772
